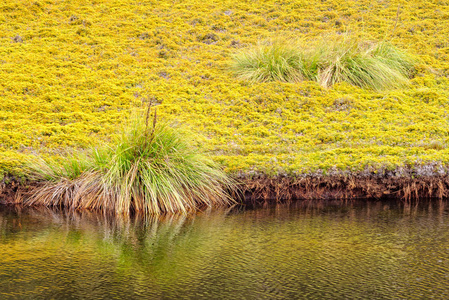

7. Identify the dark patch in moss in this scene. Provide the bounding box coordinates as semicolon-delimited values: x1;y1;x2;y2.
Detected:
199;33;219;44
12;35;23;43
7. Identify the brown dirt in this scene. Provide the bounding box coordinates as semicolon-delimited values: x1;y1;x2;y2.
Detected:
0;178;34;205
2;174;449;208
240;175;449;205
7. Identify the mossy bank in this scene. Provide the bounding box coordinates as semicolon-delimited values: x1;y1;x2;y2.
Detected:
1;0;449;206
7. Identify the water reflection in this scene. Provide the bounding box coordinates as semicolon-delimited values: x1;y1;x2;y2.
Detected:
1;201;449;299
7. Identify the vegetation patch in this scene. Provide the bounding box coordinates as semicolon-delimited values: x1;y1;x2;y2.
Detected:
231;35;416;90
25;105;234;215
1;0;449;185
230;39;305;83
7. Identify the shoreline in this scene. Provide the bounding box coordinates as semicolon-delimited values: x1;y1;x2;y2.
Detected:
240;174;449;204
2;170;448;207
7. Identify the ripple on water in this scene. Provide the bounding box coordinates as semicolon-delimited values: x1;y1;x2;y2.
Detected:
1;201;449;299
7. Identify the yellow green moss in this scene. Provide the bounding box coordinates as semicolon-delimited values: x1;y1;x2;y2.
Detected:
1;0;449;177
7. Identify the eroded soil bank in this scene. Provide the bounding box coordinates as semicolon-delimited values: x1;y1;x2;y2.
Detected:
2;171;449;207
240;174;449;204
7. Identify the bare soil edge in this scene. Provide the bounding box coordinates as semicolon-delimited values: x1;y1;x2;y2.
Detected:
239;175;449;205
2;173;449;207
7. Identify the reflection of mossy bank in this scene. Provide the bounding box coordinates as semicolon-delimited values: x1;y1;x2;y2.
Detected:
2;202;448;299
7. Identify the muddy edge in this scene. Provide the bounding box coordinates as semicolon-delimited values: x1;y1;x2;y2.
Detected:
2;172;449;206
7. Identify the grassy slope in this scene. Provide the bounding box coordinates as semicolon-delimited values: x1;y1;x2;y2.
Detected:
0;0;449;178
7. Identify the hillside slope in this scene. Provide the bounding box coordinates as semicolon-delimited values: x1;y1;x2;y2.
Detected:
1;0;449;179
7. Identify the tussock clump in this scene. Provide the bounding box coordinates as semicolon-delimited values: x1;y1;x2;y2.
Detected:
230;39;305;83
423;140;446;150
231;35;416;91
313;36;415;90
26;104;235;215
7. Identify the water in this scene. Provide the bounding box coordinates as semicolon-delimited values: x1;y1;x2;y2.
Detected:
1;201;449;299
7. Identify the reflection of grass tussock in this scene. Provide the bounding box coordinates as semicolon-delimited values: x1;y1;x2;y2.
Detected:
26;106;234;215
232;35;416;90
3;203;448;299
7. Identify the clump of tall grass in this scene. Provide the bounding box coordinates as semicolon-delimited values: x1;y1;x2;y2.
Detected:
26;102;235;215
231;35;416;91
311;36;415;90
230;39;305;83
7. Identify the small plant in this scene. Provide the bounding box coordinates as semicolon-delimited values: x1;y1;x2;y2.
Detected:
423;140;446;150
231;35;416;91
26;100;235;215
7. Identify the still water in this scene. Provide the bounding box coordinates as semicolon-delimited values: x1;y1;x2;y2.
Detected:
1;201;449;299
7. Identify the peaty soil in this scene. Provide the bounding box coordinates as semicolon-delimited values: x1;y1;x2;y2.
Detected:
2;170;449;208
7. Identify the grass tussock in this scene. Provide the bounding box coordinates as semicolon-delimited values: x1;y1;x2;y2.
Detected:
26;103;235;215
230;39;305;83
231;35;416;90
